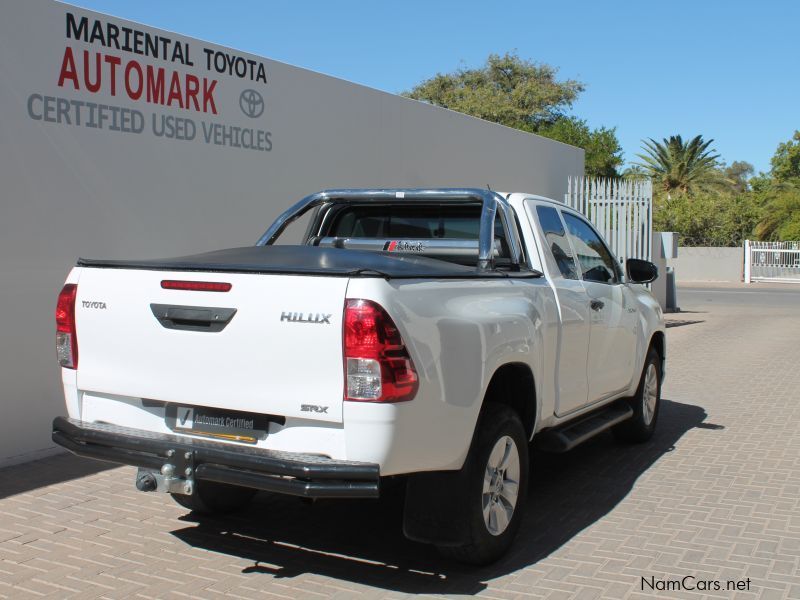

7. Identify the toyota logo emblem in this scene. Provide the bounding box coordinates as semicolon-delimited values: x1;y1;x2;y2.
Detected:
239;89;264;118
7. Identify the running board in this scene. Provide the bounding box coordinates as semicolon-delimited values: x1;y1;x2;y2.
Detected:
536;401;633;453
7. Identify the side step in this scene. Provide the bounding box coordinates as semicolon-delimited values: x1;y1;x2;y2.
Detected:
536;401;633;453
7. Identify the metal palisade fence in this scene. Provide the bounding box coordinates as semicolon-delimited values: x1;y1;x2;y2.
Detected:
744;240;800;283
565;176;653;264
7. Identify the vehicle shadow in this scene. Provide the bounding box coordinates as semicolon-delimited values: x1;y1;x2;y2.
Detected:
665;319;705;328
171;398;709;595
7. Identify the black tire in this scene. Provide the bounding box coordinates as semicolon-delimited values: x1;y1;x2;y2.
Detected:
613;347;662;443
171;480;257;515
437;404;529;565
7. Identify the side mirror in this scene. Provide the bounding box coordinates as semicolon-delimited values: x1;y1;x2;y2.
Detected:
626;258;658;284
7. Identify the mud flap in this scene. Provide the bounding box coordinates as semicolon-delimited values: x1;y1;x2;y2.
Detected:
402;469;472;546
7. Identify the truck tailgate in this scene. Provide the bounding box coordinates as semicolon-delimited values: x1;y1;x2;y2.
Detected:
75;267;348;423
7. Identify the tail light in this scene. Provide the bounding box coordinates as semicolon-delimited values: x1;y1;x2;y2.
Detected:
161;280;232;292
56;284;78;369
344;299;418;402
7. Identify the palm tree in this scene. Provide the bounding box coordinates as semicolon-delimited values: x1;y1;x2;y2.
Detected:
754;186;800;240
635;135;724;195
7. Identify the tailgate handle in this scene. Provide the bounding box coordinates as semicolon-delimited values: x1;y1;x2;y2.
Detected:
150;304;237;332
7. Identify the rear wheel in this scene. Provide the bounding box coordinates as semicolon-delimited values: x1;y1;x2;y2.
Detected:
437;404;529;565
613;348;661;443
171;480;257;515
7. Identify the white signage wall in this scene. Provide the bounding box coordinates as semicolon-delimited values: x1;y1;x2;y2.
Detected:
0;0;583;465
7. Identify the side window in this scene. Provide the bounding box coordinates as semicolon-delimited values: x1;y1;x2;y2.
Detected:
535;206;578;280
562;213;619;284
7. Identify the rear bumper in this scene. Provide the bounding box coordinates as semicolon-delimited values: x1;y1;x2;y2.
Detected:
52;416;380;498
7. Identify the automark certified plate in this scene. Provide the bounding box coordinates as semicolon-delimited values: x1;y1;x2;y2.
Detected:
168;405;267;444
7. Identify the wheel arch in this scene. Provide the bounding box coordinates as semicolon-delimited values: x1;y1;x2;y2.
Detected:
481;362;537;440
649;330;666;377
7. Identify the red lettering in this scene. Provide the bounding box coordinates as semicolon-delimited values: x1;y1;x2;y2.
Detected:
203;79;217;115
146;65;165;104
166;71;183;109
57;47;79;89
57;47;214;114
185;74;200;112
83;50;101;93
104;55;121;96
125;60;143;100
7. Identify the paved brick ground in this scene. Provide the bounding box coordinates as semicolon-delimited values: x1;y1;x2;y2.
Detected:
1;284;798;599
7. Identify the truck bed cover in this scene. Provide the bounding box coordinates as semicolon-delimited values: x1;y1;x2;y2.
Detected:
77;245;540;279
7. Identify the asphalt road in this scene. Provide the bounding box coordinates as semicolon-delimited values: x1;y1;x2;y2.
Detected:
678;283;800;309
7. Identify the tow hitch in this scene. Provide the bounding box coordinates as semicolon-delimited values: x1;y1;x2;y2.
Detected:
135;448;195;495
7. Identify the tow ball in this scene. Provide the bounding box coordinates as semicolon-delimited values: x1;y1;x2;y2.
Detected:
135;448;195;495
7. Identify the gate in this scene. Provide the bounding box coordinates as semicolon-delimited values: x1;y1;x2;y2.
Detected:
744;240;800;283
564;176;653;264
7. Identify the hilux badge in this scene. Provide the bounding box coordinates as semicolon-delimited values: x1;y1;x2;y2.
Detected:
280;312;331;324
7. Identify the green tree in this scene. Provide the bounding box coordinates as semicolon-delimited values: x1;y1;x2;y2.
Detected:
653;190;759;246
404;53;623;176
641;139;760;245
635;135;726;195
724;192;763;243
754;187;800;240
538;117;623;177
621;164;647;179
750;132;800;241
770;131;800;183
404;52;583;133
722;161;754;193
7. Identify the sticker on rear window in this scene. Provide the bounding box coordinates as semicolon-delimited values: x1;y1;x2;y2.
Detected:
383;240;425;252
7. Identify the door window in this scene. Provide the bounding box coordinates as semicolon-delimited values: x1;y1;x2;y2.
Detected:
536;206;578;280
562;213;620;284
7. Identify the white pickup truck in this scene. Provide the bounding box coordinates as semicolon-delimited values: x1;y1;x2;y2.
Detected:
53;188;665;564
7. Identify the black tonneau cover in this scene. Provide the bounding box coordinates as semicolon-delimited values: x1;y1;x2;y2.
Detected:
77;245;541;279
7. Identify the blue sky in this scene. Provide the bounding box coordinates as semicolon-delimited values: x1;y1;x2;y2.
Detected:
72;0;799;174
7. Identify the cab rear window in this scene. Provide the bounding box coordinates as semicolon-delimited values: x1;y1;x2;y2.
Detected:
326;205;505;241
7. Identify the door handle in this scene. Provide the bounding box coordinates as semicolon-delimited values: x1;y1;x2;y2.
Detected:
590;299;605;311
151;304;237;332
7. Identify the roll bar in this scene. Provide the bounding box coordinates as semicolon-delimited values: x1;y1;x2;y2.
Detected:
255;188;523;272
